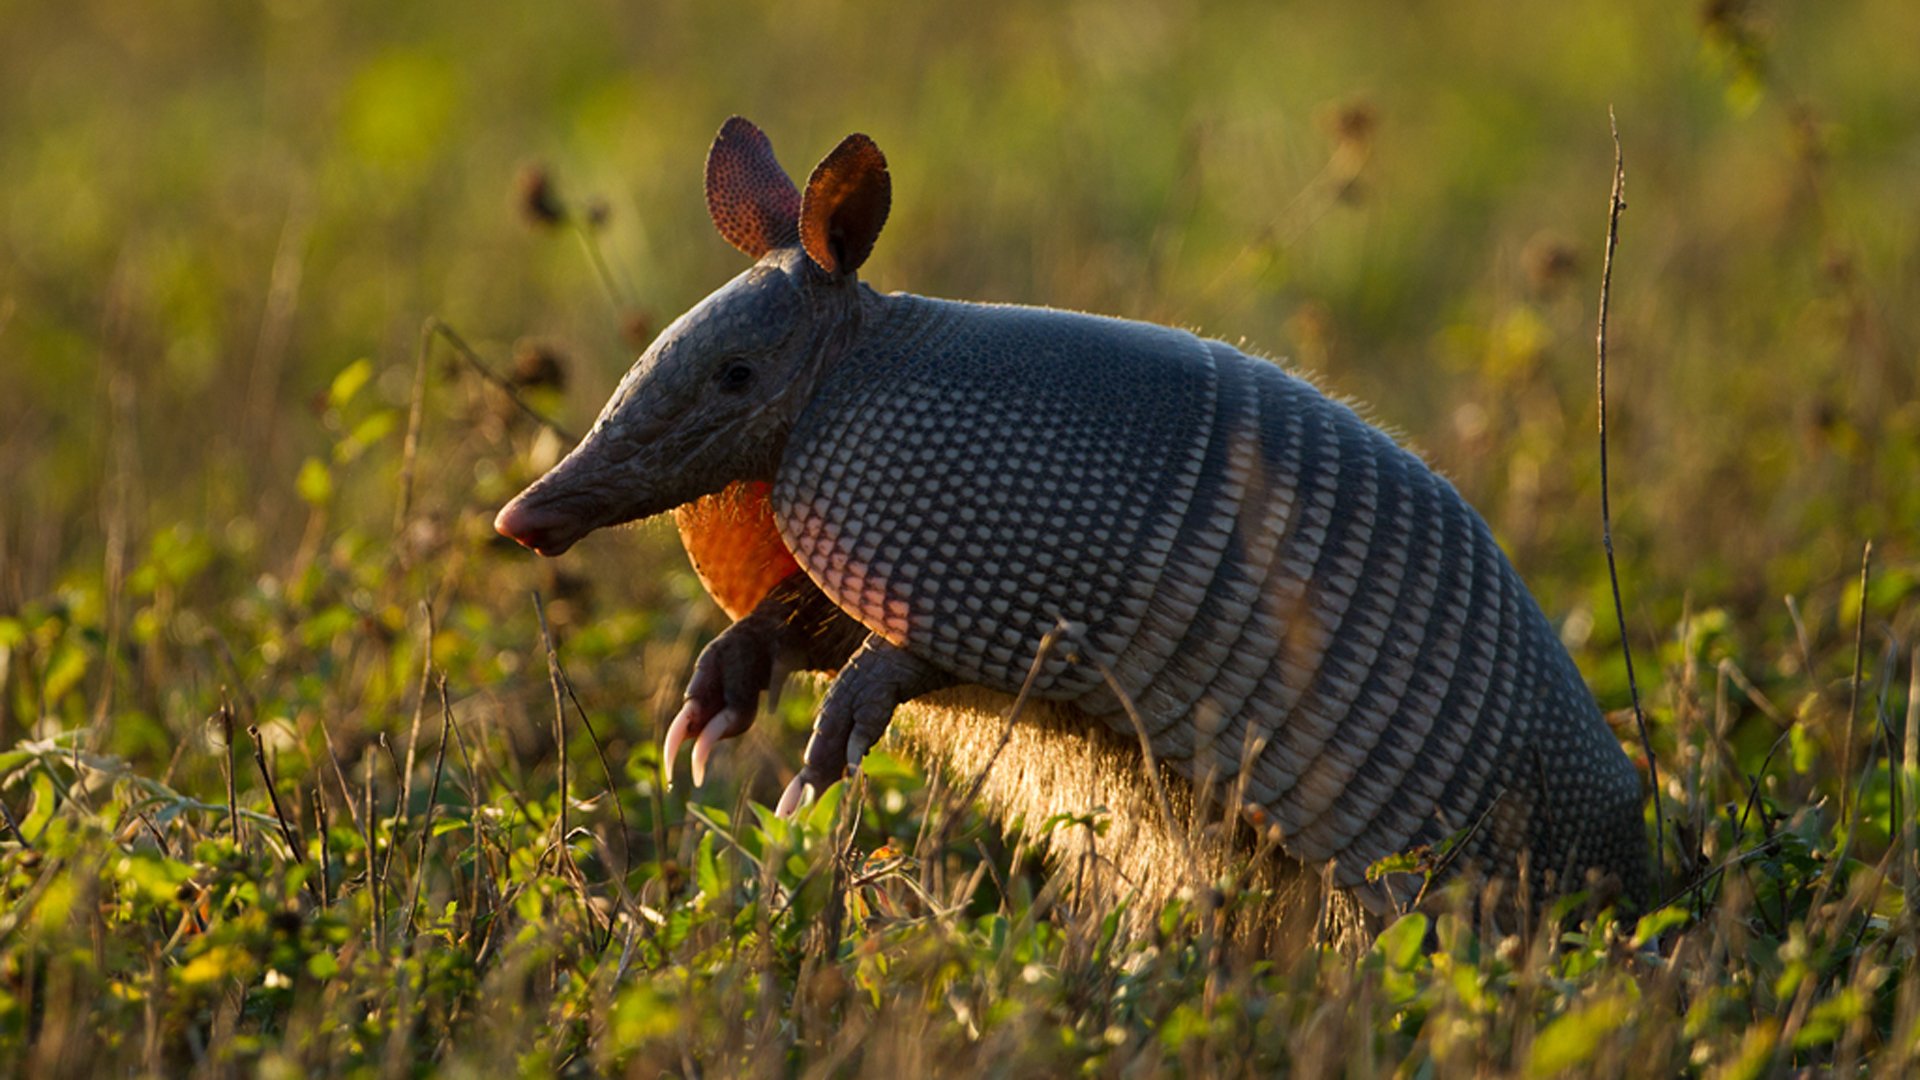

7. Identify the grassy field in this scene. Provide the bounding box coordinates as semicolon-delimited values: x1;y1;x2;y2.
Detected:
3;0;1919;1074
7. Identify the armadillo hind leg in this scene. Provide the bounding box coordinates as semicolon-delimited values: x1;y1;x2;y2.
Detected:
780;636;958;814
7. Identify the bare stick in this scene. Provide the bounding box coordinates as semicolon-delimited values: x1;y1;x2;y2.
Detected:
364;734;381;943
220;699;240;847
397;602;438;826
312;788;332;908
315;714;365;837
0;790;29;851
1086;651;1196;883
556;665;633;874
1839;541;1872;831
534;594;570;856
928;620;1073;864
394;317;435;539
1595;108;1664;897
1902;646;1918;958
427;318;574;441
247;726;303;861
403;676;455;942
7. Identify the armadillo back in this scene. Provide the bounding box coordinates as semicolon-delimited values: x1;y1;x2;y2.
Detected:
775;294;1646;906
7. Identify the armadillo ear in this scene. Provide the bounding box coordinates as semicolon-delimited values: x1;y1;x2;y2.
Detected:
705;117;802;258
800;133;890;276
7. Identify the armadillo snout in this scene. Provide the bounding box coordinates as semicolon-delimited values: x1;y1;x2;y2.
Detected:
494;494;590;557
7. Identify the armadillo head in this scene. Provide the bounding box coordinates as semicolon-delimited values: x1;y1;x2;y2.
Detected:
495;117;891;556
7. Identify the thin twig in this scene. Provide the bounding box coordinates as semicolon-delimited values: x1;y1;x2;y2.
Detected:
1085;651;1197;886
246;726;302;862
556;660;633;875
394;318;436;539
1595;108;1664;899
312;788;332;908
1902;646;1918;959
364;733;382;944
220;700;239;847
927;620;1074;866
534;594;570;858
315;714;366;838
398;602;438;830
426;318;573;441
379;734;406;886
0;791;29;852
1839;541;1871;831
403;676;455;942
1411;793;1509;912
534;594;608;948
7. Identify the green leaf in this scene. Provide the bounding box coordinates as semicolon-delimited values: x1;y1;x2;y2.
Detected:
611;983;681;1049
694;832;722;900
1527;994;1631;1077
19;769;56;842
179;944;255;988
296;457;333;506
1374;913;1429;971
328;358;374;410
802;778;846;834
1794;988;1865;1049
0;747;34;780
42;640;90;705
114;851;193;904
334;409;397;464
1366;849;1425;883
1788;720;1817;775
1631;905;1689;948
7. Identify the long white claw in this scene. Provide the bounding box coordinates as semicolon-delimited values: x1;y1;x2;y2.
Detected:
775;774;810;818
690;709;739;789
661;701;701;791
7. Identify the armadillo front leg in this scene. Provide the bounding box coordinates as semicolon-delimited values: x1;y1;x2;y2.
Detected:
664;571;867;788
777;636;957;815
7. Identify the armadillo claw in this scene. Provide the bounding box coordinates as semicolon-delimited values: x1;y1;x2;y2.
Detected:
661;699;707;791
690;708;741;788
775;773;815;817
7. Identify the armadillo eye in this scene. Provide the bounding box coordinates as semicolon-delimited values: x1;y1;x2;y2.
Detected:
715;360;755;393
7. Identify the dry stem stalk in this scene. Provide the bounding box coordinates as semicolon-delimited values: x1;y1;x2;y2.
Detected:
1839;541;1871;830
1903;647;1918;958
403;676;454;942
1595;108;1664;898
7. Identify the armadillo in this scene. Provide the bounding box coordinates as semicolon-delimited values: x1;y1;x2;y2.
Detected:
496;117;1649;926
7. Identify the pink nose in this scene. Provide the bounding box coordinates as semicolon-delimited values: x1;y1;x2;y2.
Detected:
494;499;579;557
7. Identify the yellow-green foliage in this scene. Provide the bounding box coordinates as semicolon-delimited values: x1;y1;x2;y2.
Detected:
1;0;1918;1074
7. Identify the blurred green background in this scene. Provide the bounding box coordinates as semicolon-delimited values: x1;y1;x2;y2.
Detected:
1;0;1916;749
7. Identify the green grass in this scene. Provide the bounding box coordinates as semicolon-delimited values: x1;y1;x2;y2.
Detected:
3;0;1919;1074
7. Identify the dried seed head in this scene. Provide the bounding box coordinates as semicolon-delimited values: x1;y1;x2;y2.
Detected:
510;340;567;391
1324;100;1377;150
1522;233;1579;296
515;164;566;227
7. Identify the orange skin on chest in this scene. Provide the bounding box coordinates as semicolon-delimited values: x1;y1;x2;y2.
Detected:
672;481;802;621
676;480;904;646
